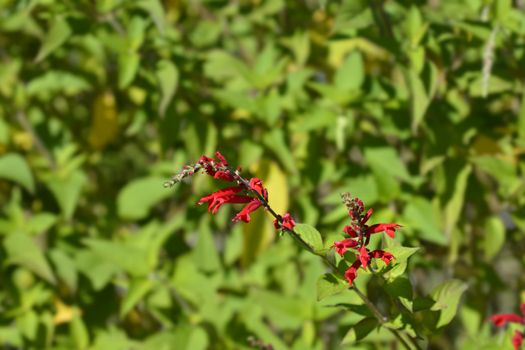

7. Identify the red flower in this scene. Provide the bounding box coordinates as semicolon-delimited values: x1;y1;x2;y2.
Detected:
274;212;296;231
513;331;524;350
362;208;373;224
489;303;525;349
333;238;358;256
232;199;262;223
358;246;370;269
371;250;394;265
489;313;524;327
197;186;252;213
343;225;359;238
344;260;362;286
366;223;401;239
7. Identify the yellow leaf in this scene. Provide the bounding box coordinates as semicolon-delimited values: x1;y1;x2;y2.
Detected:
53;299;76;325
241;160;289;267
88;91;118;150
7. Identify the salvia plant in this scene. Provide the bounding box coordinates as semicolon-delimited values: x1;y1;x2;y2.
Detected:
166;151;525;349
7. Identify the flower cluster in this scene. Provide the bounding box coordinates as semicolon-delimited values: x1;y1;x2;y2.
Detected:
166;151;295;228
332;194;400;286
489;303;525;350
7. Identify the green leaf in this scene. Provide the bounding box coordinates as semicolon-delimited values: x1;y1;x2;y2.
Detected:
316;273;348;301
49;249;77;292
442;162;471;236
335;51;364;91
0;153;34;193
403;197;447;245
137;0;166;34
83;238;150;277
156;60;179;116
120;277;154;317
118;52;140;89
430;279;468;328
35;17;71;62
117;176;172;220
341;317;378;344
483;216;505;260
70;313;89;350
5;232;55;284
294;223;324;253
46;170;87;220
193;218;221;273
383;245;419;279
262;129;297;174
385;277;413;312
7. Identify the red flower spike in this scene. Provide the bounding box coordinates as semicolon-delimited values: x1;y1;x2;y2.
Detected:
489;314;524;327
197;187;252;214
198;152;235;181
345;260;362;286
277;213;296;231
366;223;401;239
513;331;524;350
333;238;358;256
232;199;262;223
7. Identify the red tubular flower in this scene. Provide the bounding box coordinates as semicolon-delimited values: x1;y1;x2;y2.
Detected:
358;246;370;269
274;213;296;231
513;331;524;350
366;223;401;239
197;186;252;213
344;260;362;286
333;238;358;256
249;177;268;200
489;314;524;327
370;250;394;265
362;208;373;224
343;225;358;238
232;199;262;223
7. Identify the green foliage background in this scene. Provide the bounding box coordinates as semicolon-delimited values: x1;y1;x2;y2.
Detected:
1;0;525;349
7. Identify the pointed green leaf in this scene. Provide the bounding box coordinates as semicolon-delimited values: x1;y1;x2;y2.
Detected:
156;60;179;116
294;223;323;253
120;277;154;317
430;279;468;328
117;176;172;220
0;153;34;193
35;17;71;62
5;232;55;284
316;273;348;301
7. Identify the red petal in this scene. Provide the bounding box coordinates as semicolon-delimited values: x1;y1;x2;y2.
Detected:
214;151;229;166
489;314;524;327
358;246;370;269
281;213;296;231
366;223;401;238
232;199;262;223
512;331;523;350
344;260;362;286
343;225;358;238
362;208;373;224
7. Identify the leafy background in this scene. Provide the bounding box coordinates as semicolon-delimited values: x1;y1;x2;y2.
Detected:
0;0;524;349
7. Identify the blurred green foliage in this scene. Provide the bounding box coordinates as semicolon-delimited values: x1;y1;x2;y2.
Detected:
1;0;525;349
